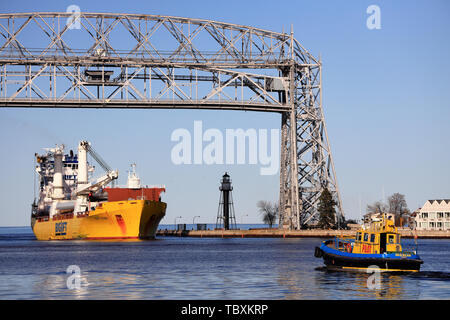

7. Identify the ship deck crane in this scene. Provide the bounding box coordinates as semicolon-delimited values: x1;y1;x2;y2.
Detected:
85;144;113;173
75;141;118;196
76;171;118;196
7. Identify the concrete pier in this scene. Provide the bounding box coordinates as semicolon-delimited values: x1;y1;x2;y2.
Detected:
156;228;450;239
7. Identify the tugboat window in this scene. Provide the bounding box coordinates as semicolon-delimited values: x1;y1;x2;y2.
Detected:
364;233;369;242
388;234;394;243
370;234;376;243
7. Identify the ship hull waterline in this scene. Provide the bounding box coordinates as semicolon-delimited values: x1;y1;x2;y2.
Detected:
31;200;166;241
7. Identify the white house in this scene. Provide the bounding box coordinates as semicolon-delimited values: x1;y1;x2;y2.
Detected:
415;200;450;231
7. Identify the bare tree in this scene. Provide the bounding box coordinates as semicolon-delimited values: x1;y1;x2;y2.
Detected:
257;200;278;228
366;201;388;214
388;193;410;226
366;193;410;227
388;193;409;216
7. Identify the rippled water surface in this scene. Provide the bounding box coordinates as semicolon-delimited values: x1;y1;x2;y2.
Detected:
0;227;449;299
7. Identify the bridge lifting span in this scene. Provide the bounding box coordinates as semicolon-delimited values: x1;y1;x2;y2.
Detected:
0;12;344;228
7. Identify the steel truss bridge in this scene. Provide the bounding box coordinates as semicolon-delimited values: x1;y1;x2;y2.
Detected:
0;12;344;229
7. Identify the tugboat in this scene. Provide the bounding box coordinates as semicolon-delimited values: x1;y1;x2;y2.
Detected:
314;213;423;272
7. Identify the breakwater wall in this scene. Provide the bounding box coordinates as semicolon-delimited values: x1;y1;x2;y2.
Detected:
156;228;450;239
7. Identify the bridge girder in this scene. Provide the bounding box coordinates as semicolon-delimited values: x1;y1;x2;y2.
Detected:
0;12;344;228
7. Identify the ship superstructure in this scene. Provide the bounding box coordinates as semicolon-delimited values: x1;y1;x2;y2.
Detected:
32;141;118;219
31;140;166;240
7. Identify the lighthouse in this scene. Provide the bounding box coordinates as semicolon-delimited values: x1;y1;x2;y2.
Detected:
216;172;237;230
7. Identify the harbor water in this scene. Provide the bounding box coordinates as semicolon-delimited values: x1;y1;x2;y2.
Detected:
0;226;449;300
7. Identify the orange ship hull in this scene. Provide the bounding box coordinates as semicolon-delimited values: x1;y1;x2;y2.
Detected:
31;200;166;240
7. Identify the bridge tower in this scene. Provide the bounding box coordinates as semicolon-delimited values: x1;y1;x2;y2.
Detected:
278;37;344;229
260;53;345;229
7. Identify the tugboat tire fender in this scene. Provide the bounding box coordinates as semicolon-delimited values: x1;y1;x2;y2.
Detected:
314;247;323;258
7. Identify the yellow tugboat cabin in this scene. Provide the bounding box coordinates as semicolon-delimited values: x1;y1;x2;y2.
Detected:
352;214;402;255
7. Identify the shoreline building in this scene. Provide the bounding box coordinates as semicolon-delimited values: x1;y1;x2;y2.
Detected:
414;200;450;231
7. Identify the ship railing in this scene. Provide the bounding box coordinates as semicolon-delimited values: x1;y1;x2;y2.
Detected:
114;184;166;189
76;212;89;218
400;243;419;255
146;185;166;189
334;236;355;252
52;213;74;220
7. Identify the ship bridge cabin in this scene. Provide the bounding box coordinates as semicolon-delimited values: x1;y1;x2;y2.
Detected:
352;213;402;254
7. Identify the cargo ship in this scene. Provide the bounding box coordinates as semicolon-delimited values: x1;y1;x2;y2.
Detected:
314;213;423;272
31;140;166;240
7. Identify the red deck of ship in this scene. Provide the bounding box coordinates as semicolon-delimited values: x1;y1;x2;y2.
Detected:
104;187;165;202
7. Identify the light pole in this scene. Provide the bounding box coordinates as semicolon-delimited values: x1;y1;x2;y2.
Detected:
174;216;182;230
241;214;248;226
192;215;200;229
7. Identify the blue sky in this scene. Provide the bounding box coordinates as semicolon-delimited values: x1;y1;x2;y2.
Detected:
0;0;449;226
